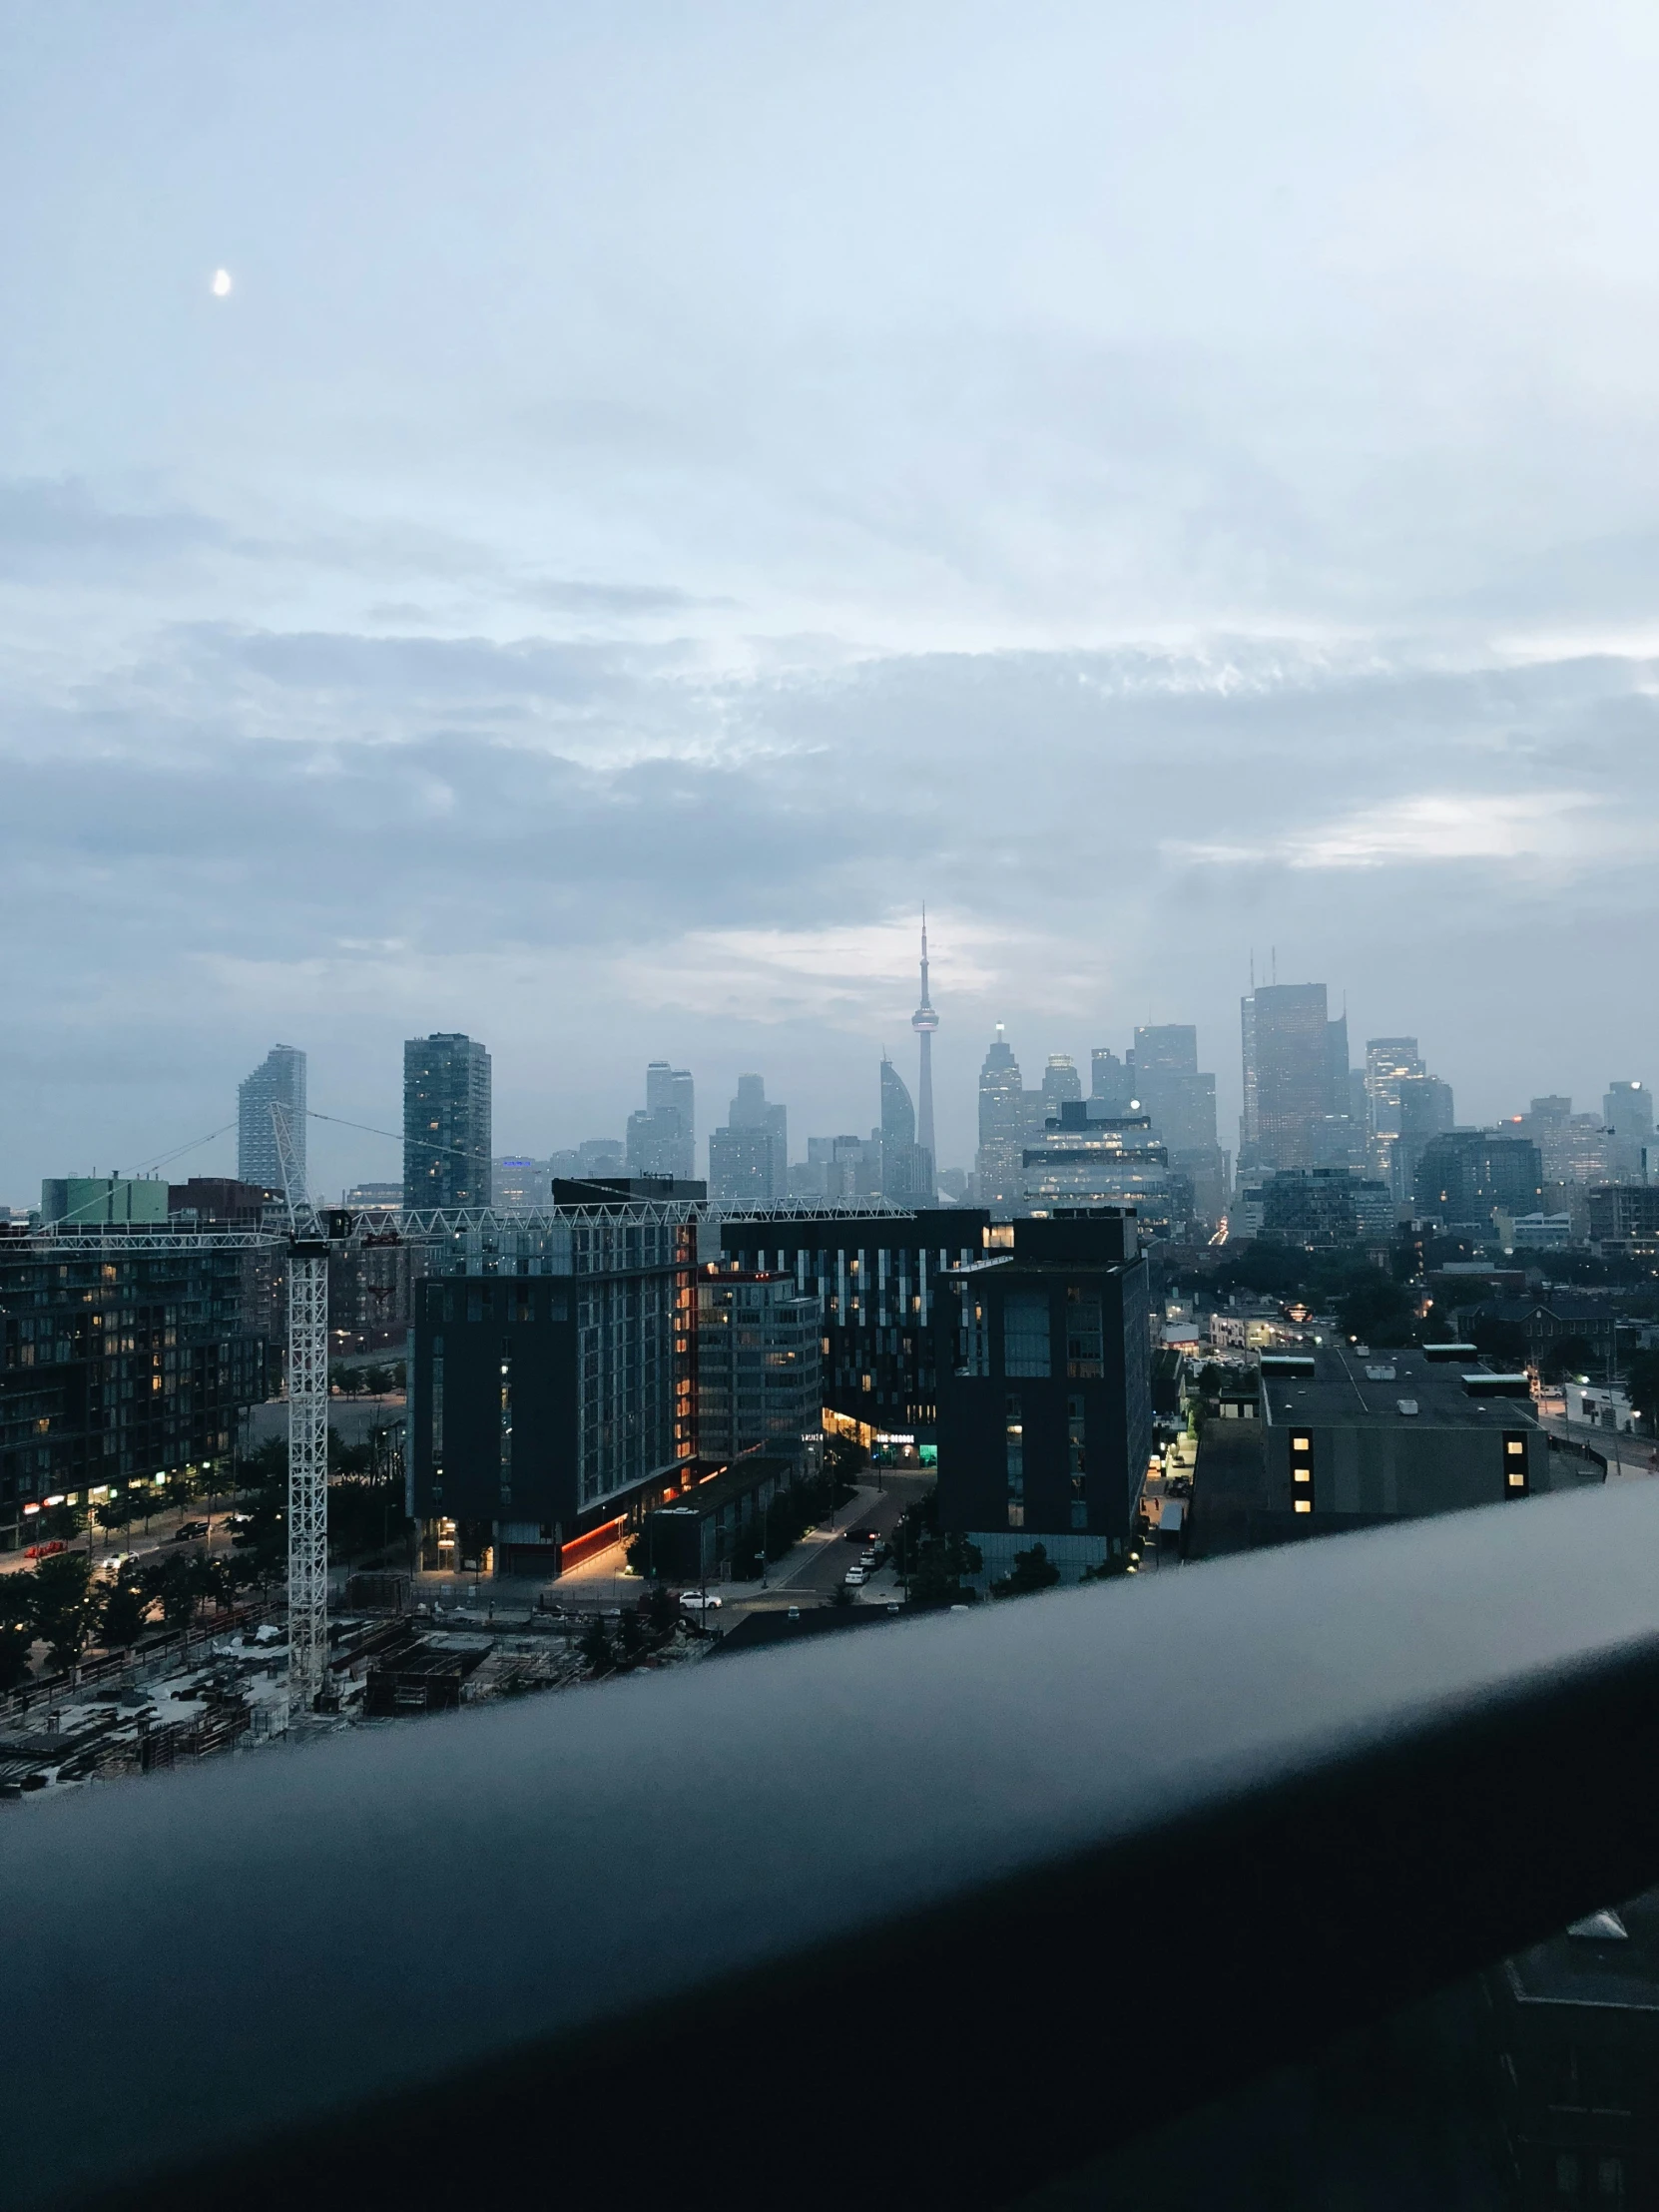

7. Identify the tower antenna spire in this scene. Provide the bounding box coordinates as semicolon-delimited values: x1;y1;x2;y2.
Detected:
910;909;938;1184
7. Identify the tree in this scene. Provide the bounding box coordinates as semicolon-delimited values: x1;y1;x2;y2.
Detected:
30;1551;95;1671
0;1579;35;1691
990;1543;1061;1600
907;1531;983;1609
1336;1275;1415;1349
99;1576;150;1651
1540;1335;1599;1383
35;1501;88;1547
140;1552;200;1635
93;1490;136;1548
1626;1350;1659;1434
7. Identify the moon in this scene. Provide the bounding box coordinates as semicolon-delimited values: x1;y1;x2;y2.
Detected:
211;269;233;297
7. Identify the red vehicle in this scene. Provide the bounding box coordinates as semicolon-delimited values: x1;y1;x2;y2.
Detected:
23;1539;65;1561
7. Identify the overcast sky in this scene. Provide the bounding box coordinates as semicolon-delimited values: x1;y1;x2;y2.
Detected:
5;1;1659;1201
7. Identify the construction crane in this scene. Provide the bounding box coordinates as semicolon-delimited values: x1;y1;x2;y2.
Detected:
270;1105;329;1713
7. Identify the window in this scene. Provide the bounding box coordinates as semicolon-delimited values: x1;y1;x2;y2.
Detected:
1504;1429;1530;1496
1005;1395;1024;1527
959;1294;990;1377
1598;2157;1625;2200
1068;1393;1087;1528
1555;2154;1580;2197
1065;1290;1103;1379
1003;1292;1051;1378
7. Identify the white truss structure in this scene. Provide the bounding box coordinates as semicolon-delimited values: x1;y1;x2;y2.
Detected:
285;1250;329;1713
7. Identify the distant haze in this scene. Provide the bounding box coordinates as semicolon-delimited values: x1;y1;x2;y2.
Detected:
3;4;1657;1199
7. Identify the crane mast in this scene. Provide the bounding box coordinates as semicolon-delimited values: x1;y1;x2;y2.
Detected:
271;1106;329;1716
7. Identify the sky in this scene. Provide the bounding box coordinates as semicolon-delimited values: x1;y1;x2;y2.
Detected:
5;0;1659;1202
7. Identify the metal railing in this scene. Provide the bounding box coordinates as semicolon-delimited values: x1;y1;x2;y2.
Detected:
8;1479;1659;2211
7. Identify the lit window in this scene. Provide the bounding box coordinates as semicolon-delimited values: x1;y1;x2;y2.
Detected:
1294;1498;1313;1514
1506;1439;1524;1455
1292;1435;1311;1451
1507;1469;1526;1488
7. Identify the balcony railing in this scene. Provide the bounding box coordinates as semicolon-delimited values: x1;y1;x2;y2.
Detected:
7;1479;1659;2211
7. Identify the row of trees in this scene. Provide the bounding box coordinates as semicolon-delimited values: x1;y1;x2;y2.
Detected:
327;1361;406;1398
0;1546;252;1692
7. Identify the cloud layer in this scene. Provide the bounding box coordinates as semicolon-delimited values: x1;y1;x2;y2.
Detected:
5;3;1659;1196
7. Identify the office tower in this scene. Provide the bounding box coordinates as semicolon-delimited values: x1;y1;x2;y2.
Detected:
238;1044;306;1190
976;1027;1026;1210
1604;1082;1653;1180
1240;983;1336;1171
728;1073;787;1192
934;1214;1151;1586
1020;1101;1188;1240
1090;1047;1135;1115
879;1054;932;1201
576;1138;626;1176
1132;1024;1226;1228
1395;1074;1455;1202
403;1034;492;1210
708;1126;775;1204
1041;1055;1083;1114
628;1062;695;1182
910;913;939;1170
1365;1038;1422;1182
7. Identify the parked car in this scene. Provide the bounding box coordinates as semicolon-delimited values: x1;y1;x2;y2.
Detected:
843;1567;866;1587
23;1539;65;1560
677;1590;723;1613
859;1551;878;1570
173;1520;210;1543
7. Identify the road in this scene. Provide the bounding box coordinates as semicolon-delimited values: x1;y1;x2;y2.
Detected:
1;1505;245;1578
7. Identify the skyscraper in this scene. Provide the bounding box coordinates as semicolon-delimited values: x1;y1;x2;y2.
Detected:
1132;1024;1226;1225
1395;1072;1455;1201
403;1034;492;1210
1240;983;1335;1171
238;1044;305;1190
709;1074;786;1202
1604;1081;1653;1180
910;912;938;1170
879;1054;931;1201
976;1027;1025;1210
628;1062;695;1181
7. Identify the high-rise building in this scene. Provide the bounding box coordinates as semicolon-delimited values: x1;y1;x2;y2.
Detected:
910;913;938;1171
1020;1103;1190;1241
1604;1081;1653;1181
40;1177;168;1229
493;1158;551;1212
1240;983;1337;1171
1395;1074;1456;1202
409;1206;697;1579
935;1213;1152;1586
708;1125;776;1204
1364;1038;1423;1183
238;1044;306;1190
879;1055;932;1201
727;1074;787;1191
403;1034;492;1210
975;1027;1026;1211
1415;1129;1543;1232
1041;1054;1083;1112
0;1240;267;1554
694;1269;822;1467
628;1062;695;1182
1131;1024;1226;1226
1090;1047;1135;1115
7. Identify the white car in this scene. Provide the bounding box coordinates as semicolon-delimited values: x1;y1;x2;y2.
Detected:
678;1590;723;1612
843;1567;866;1587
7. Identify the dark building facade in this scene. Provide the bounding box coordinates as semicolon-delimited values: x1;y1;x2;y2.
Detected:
712;1207;989;1447
1240;982;1338;1171
934;1213;1152;1584
0;1236;267;1553
403;1033;492;1211
408;1198;698;1577
1415;1129;1544;1233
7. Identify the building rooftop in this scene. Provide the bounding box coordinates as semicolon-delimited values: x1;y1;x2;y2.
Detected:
1506;1887;1659;2011
1259;1345;1538;1433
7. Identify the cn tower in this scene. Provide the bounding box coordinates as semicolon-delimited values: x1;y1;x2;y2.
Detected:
910;908;938;1171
